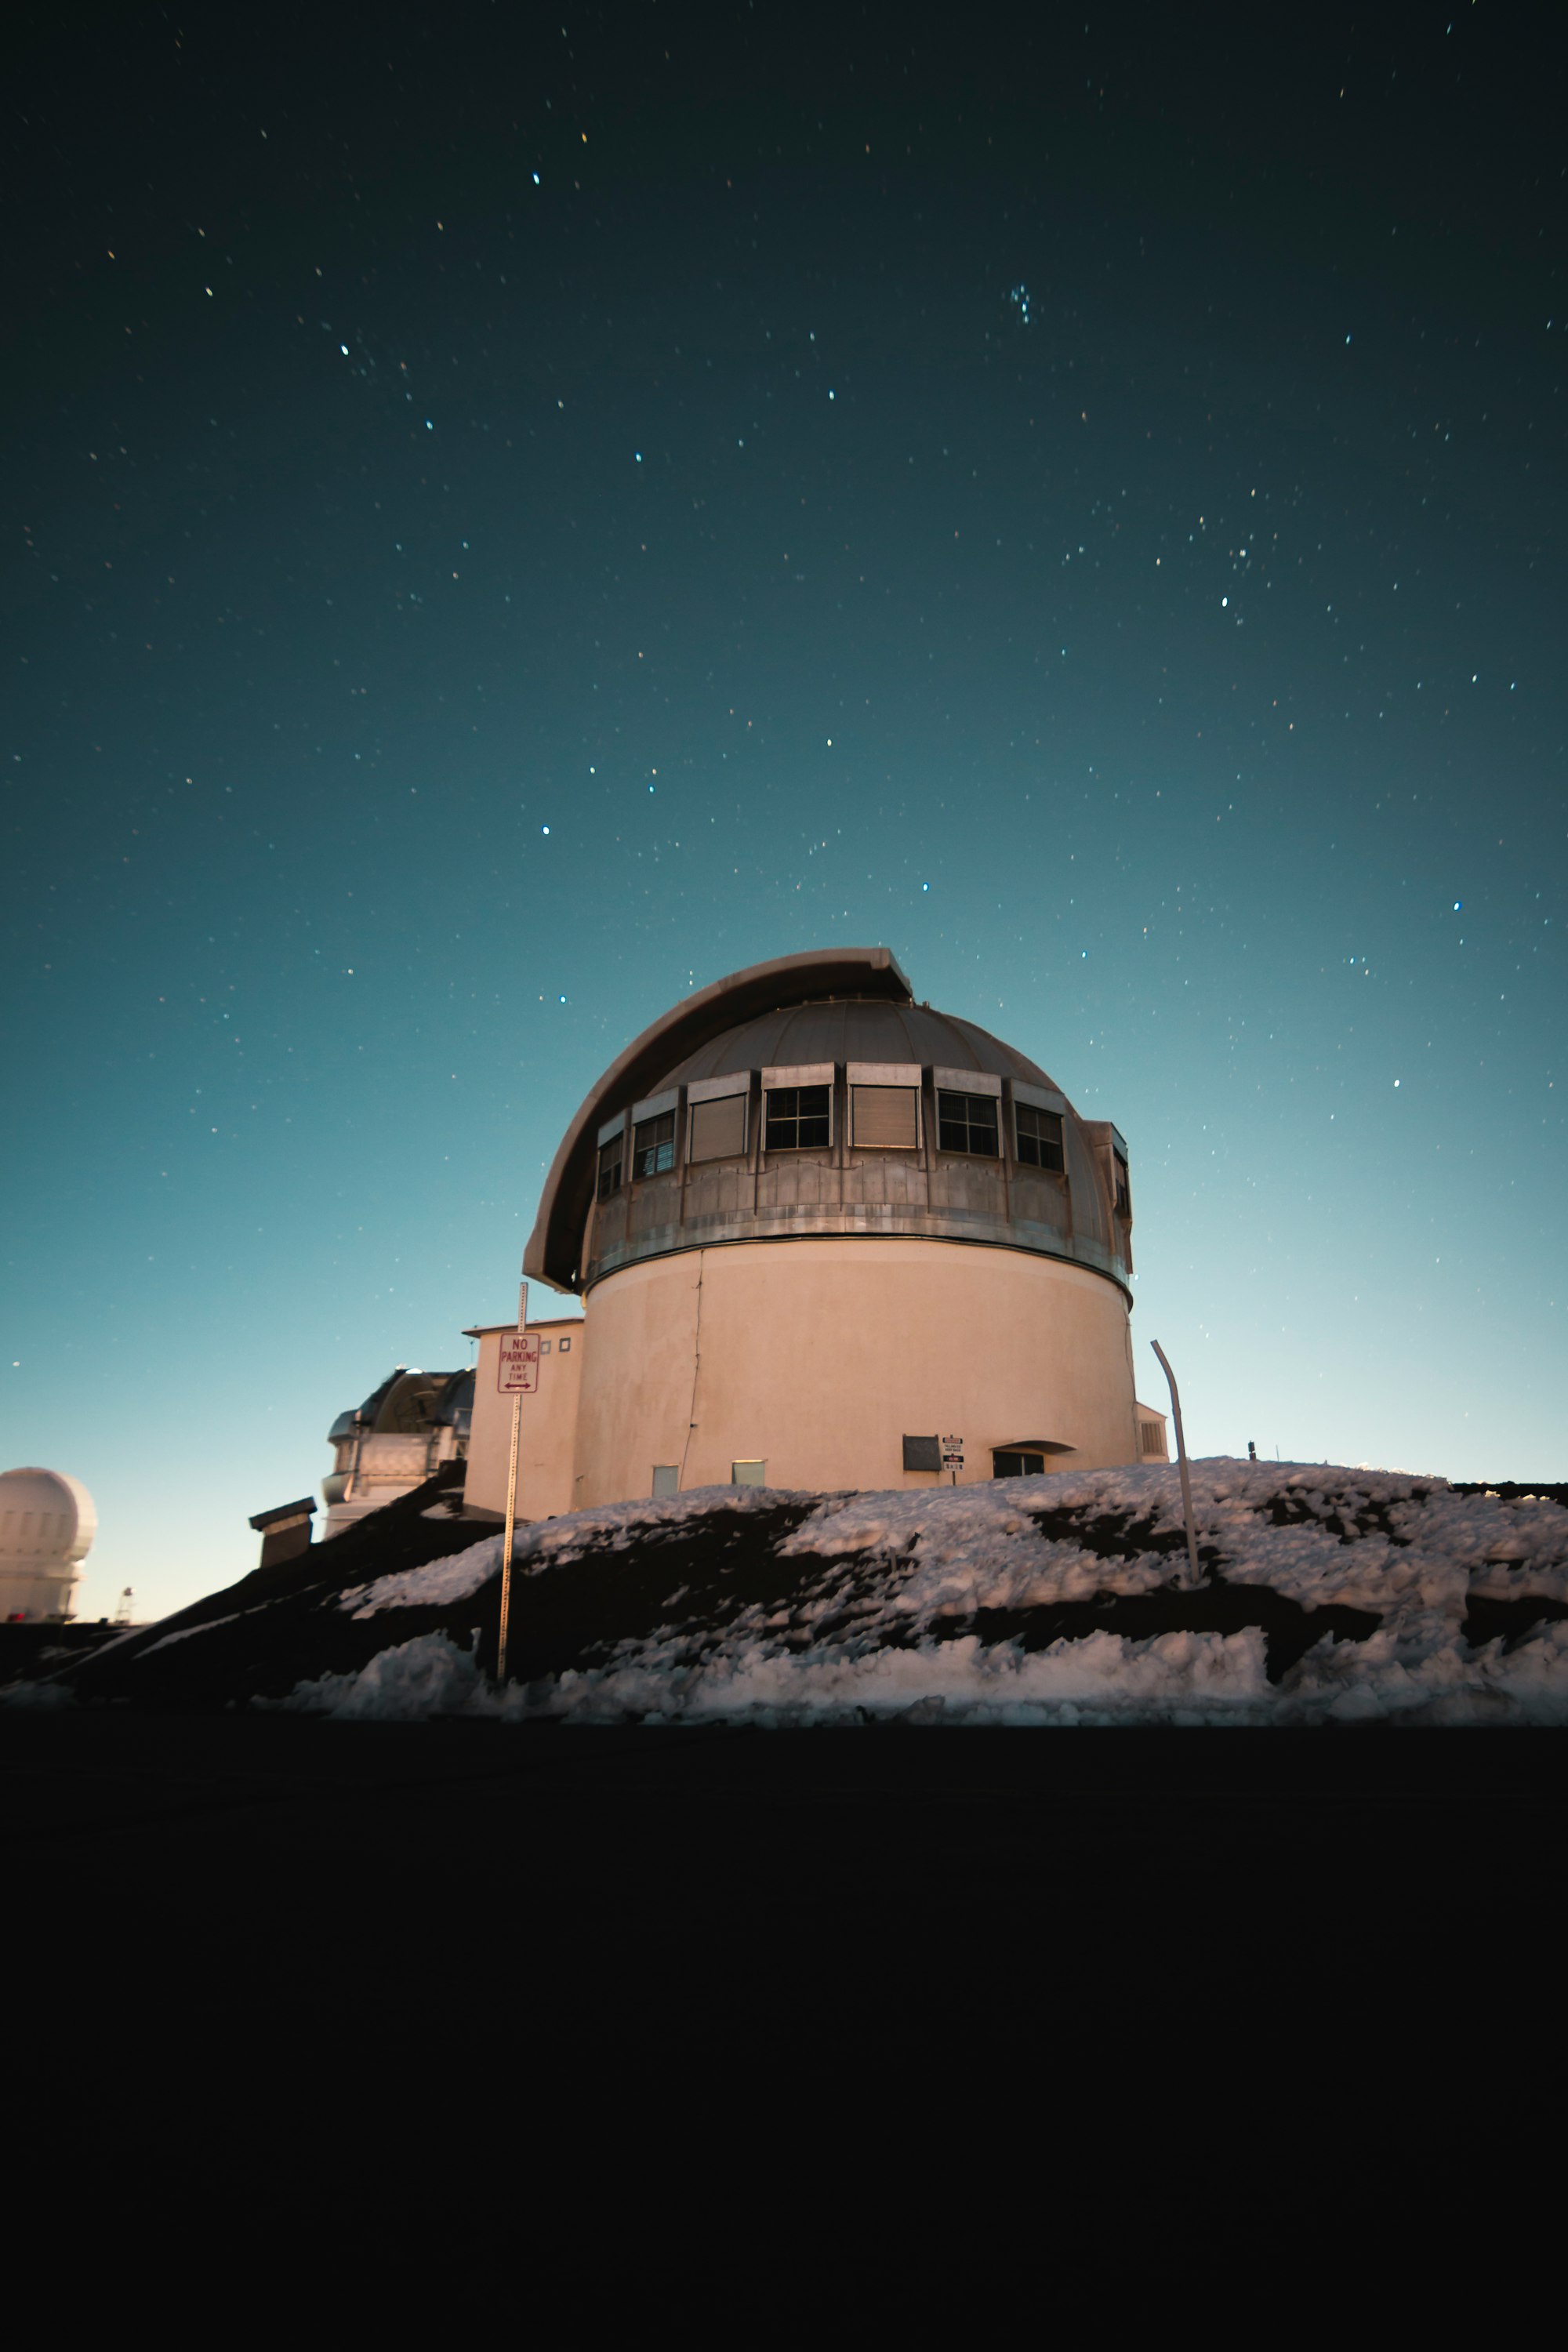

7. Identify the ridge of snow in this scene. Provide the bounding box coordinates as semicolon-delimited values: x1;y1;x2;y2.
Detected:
338;1485;812;1617
260;1460;1568;1727
340;1534;504;1617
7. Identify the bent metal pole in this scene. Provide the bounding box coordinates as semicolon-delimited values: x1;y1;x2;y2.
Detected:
497;1277;527;1682
1150;1340;1203;1590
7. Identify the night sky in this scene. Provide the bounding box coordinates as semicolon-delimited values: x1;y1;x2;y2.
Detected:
6;3;1564;1623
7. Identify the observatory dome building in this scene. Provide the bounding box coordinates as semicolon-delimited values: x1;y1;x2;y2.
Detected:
463;949;1167;1519
0;1468;96;1622
319;1366;474;1537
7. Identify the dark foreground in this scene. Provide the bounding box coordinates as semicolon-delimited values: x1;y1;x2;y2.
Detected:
8;1708;1563;2227
9;1713;1560;1963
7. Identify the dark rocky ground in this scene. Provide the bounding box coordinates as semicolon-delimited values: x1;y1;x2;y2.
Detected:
6;1700;1563;2246
13;1465;1568;1715
8;1471;1565;2256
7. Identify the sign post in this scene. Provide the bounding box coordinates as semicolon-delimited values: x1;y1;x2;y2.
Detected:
942;1436;964;1486
496;1282;539;1680
1149;1340;1202;1590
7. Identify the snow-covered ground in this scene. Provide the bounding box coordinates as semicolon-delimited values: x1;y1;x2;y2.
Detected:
276;1460;1568;1726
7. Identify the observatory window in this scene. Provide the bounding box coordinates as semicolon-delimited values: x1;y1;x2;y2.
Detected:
652;1464;680;1498
1113;1153;1131;1215
597;1136;623;1200
902;1435;942;1473
633;1109;676;1178
993;1450;1047;1479
1014;1102;1065;1172
937;1089;1000;1157
851;1083;920;1149
765;1083;831;1151
731;1460;766;1486
689;1091;748;1163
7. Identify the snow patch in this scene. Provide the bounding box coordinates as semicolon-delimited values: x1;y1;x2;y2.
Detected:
269;1629;483;1720
1;1675;78;1708
141;1610;247;1654
253;1462;1568;1729
340;1535;503;1617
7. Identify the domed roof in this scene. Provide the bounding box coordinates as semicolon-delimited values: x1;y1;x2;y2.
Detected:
328;1367;471;1443
0;1468;96;1566
524;947;913;1290
524;948;1132;1298
659;998;1055;1092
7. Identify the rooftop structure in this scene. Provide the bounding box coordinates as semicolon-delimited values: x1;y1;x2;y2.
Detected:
320;1366;474;1537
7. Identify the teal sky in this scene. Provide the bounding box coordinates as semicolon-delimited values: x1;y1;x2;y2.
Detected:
5;2;1563;1621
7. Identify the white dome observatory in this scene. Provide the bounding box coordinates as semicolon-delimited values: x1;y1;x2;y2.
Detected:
0;1468;96;1622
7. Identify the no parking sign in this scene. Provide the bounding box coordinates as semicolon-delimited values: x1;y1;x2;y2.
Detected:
498;1331;540;1392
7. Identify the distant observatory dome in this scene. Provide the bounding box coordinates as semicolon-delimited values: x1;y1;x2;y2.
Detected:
0;1467;96;1622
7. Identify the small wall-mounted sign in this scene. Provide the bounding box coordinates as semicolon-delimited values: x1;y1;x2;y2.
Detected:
941;1436;964;1469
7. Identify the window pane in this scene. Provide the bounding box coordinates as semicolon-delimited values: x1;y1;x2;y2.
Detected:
851;1084;918;1149
764;1086;800;1149
652;1464;680;1498
1114;1156;1131;1214
765;1085;799;1142
937;1090;998;1156
765;1083;831;1151
597;1140;622;1199
1015;1103;1064;1172
731;1459;766;1486
993;1450;1045;1479
633;1109;676;1178
690;1092;747;1163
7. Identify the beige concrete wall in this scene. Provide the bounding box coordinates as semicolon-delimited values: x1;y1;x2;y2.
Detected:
464;1320;584;1520
572;1236;1140;1505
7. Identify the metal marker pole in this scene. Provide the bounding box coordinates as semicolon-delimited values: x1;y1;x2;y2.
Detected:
497;1277;527;1682
1150;1340;1203;1590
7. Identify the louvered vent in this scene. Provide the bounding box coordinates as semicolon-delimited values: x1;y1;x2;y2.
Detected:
851;1083;919;1149
689;1092;746;1163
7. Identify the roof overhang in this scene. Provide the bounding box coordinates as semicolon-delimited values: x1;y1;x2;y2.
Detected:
463;1318;583;1337
249;1497;317;1531
524;946;913;1293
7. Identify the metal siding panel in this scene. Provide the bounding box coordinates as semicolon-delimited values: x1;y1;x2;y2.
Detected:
686;1071;751;1105
1013;1080;1069;1116
688;1092;748;1160
932;1065;1001;1098
630;1087;679;1124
